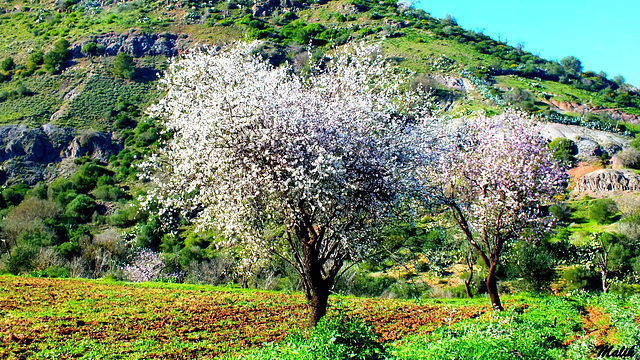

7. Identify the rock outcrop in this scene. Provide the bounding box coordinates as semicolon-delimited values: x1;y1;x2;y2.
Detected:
0;125;121;185
574;169;640;196
539;123;630;160
70;31;179;58
252;0;304;17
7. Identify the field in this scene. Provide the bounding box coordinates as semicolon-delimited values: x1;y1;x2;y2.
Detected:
0;276;488;359
2;276;640;359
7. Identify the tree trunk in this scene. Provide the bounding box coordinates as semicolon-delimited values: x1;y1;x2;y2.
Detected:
465;272;473;298
297;226;342;327
464;253;474;298
486;262;503;311
602;270;609;294
309;287;330;327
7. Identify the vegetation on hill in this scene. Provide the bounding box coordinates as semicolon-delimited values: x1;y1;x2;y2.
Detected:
0;0;638;130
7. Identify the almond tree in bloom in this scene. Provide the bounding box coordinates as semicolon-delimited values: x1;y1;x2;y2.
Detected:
431;112;567;310
140;42;436;325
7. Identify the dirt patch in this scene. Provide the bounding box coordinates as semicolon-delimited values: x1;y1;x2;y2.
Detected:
568;162;604;181
582;307;617;346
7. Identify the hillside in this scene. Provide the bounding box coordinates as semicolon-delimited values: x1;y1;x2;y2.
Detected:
0;0;639;130
0;0;636;187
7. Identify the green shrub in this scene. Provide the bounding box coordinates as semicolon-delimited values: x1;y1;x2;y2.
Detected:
549;203;572;222
43;38;69;74
2;183;30;206
3;245;37;275
506;241;556;292
236;312;386;360
562;266;600;291
134;217;164;249
547;138;576;165
31;265;70;278
96;174;116;187
112;52;136;79
82;41;99;56
69;163;113;193
29;50;44;65
56;241;81;259
109;204;141;228
391;297;585;360
65;194;96;222
1;57;15;71
92;185;126;201
26;182;48;200
589;198;618;224
630;134;640;150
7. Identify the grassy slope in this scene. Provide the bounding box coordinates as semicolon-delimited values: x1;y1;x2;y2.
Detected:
0;0;637;131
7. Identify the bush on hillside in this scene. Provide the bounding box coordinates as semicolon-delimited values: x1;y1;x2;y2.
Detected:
589;198;619;224
614;147;640;169
65;194;96;222
548;137;577;165
43;39;69;74
562;266;601;291
112;53;136;79
1;57;15;71
240;312;387;360
506;240;556;292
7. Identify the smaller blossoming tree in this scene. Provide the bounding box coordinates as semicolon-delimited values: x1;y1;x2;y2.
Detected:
140;42;436;325
430;112;567;310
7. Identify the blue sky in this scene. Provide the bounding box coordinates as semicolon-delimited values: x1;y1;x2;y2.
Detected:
415;0;640;86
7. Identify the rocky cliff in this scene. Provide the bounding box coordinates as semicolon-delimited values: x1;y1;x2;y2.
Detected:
0;125;121;185
574;169;640;197
539;123;630;159
70;31;180;58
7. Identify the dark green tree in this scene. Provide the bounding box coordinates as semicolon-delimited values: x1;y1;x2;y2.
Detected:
547;137;576;165
65;194;96;222
589;199;618;224
561;56;582;76
1;57;15;71
43;39;70;74
82;42;99;57
112;52;136;79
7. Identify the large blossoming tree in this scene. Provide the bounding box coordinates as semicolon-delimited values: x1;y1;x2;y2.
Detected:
431;112;567;310
141;42;436;325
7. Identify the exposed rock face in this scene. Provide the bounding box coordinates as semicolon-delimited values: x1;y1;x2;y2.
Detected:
0;125;121;185
539;123;630;160
0;125;74;163
252;0;302;16
574;169;640;196
70;31;179;58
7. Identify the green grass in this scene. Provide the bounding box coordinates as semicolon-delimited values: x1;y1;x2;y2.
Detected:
227;293;640;360
0;75;65;125
495;75;605;107
0;276;488;359
2;276;639;359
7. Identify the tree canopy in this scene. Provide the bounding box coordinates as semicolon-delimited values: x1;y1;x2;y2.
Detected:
141;41;437;325
429;112;568;310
